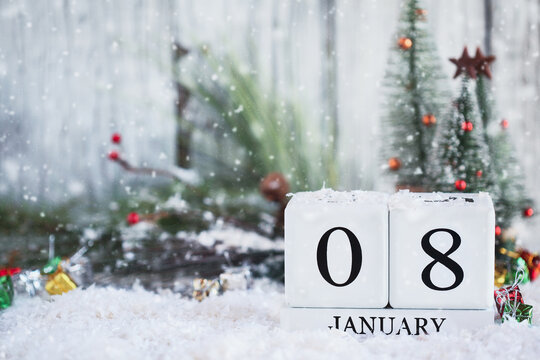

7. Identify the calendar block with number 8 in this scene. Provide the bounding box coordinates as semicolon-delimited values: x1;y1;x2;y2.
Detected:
389;191;495;309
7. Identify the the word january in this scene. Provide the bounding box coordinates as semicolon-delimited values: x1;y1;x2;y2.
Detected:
329;315;447;335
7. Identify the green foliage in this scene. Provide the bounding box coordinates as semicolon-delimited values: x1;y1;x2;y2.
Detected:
433;77;492;192
0;199;74;236
382;0;449;188
489;132;526;229
182;50;333;191
475;75;528;229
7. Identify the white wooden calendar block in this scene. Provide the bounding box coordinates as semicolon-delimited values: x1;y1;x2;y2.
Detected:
281;307;494;335
285;189;389;308
389;191;495;309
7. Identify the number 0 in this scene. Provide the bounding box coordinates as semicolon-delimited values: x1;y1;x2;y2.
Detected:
317;227;362;287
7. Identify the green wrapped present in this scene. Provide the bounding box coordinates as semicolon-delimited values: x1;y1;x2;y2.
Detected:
503;302;533;325
42;256;61;275
0;275;14;309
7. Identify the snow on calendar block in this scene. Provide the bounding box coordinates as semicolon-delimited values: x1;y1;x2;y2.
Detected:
389;191;495;309
285;189;388;308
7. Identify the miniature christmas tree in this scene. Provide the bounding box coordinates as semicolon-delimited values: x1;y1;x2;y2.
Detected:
432;48;492;193
471;48;534;267
472;48;532;230
382;0;448;190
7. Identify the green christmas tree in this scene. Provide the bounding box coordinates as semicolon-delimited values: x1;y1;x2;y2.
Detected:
382;0;449;189
472;47;533;263
432;48;492;193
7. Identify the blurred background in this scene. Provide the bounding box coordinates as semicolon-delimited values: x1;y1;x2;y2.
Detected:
1;0;539;293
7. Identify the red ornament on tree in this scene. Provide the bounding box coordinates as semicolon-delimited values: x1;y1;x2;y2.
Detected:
523;207;534;218
495;225;502;236
422;114;437;126
111;133;122;144
500;119;509;129
454;179;467;191
461;121;473;132
398;37;413;50
126;212;140;225
476;170;483;178
108;151;119;161
388;157;401;171
415;9;427;21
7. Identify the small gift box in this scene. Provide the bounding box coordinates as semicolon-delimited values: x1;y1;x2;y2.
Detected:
45;270;77;295
192;278;221;301
502;303;533;325
0;275;14;309
494;285;523;317
42;256;62;275
13;269;45;297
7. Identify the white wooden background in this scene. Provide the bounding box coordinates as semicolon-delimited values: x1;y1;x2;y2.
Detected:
0;0;539;246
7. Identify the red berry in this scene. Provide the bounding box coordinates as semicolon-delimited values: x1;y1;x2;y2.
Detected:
454;179;467;191
523;207;534;218
108;150;119;161
495;225;502;236
126;212;140;225
461;121;473;132
111;133;122;144
500;119;509;129
476;170;483;178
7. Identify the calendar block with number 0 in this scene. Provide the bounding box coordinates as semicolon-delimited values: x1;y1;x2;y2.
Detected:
282;189;495;335
284;190;389;308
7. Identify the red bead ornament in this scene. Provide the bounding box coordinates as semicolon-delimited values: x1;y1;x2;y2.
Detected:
461;121;473;132
500;119;509;129
523;207;534;218
454;179;467;191
495;225;502;236
126;212;140;225
476;170;483;178
111;133;122;144
398;37;413;50
108;151;119;161
388;157;401;171
422;114;437;126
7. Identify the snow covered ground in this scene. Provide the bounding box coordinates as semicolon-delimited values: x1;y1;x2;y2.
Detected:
1;280;540;360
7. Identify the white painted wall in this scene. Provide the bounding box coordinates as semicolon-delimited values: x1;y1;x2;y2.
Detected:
0;0;539;246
